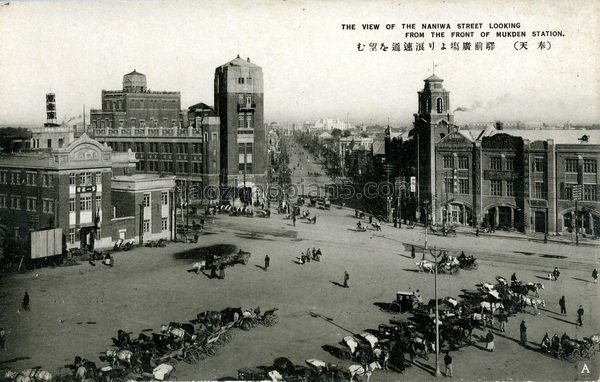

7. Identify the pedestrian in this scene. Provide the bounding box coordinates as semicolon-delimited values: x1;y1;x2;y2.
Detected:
592;268;598;283
559;296;566;315
22;292;30;311
511;273;517;285
369;215;373;224
553;267;560;281
475;226;479;237
394;217;397;228
219;264;225;280
0;327;5;350
411;245;416;259
520;320;527;346
498;309;507;332
292;214;296;227
264;255;270;271
343;271;349;288
444;352;453;377
577;305;584;326
485;330;495;352
532;299;539;316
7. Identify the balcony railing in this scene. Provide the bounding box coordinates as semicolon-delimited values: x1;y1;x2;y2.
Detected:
238;103;256;111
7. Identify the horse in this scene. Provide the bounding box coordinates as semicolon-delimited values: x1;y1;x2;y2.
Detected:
197;310;222;327
411;337;433;359
525;282;544;297
584;334;600;351
480;301;504;313
415;261;435;273
348;361;381;382
4;369;52;382
105;349;134;368
522;296;546;308
192;261;206;273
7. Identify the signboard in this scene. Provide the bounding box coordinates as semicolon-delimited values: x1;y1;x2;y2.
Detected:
76;185;97;193
410;176;416;193
31;228;63;259
572;184;583;201
395;176;405;189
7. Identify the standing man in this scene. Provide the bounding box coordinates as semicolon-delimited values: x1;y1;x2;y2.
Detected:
511;273;518;285
411;245;416;259
592;268;598;284
553;267;560;281
219;264;225;280
22;292;30;311
264;255;270;271
577;305;584;326
520;320;527;346
559;296;567;316
292;214;296;227
444;352;453;377
0;327;5;350
343;271;349;288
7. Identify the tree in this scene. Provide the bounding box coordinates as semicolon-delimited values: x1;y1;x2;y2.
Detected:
342;130;352;137
331;128;342;139
0;127;31;153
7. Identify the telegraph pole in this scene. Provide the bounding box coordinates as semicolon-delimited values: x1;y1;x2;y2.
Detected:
573;184;582;246
432;246;441;377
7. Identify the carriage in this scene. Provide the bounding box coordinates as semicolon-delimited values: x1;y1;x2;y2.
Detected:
127;363;177;381
556;337;596;362
388;291;421;314
338;335;378;364
457;255;478;270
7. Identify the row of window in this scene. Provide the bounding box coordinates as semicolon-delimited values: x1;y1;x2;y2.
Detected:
442;156;470;170
142;192;170;207
0;171;56;187
68;195;101;212
237;77;253;85
443;177;470;194
564;183;598;201
237;113;253;130
96;118;179;129
143;218;169;233
136;161;197;174
69;172;103;186
0;194;54;213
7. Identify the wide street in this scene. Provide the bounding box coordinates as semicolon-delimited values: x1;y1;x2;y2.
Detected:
0;140;598;381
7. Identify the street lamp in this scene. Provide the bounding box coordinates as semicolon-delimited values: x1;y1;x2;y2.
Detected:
430;246;442;377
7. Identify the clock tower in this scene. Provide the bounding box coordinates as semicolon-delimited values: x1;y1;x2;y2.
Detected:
412;74;454;222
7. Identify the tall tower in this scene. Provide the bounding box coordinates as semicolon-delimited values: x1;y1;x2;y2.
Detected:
413;74;454;220
214;56;265;194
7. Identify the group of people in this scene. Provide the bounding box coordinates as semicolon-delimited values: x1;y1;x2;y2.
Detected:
299;247;323;264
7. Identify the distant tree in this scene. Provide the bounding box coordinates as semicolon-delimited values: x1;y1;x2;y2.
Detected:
331;128;342;138
342;130;352;137
359;131;369;138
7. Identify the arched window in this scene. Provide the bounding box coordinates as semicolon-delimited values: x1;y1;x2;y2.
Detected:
437;98;443;113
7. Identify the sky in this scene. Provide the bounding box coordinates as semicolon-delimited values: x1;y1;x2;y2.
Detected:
0;0;599;127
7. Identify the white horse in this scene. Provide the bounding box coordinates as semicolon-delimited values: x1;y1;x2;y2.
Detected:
522;296;546;308
192;261;206;273
525;282;544;297
3;369;52;382
480;301;504;313
415;261;435;273
105;349;134;368
348;361;381;382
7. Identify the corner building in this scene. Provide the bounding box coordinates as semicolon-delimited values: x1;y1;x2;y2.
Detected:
214;56;266;194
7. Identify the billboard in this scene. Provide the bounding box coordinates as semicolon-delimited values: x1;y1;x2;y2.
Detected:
30;228;63;259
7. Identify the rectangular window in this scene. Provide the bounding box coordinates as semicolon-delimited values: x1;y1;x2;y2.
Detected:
564;183;574;200
69;228;76;244
443;156;453;169
238;114;244;129
238;94;244;105
584;184;597;201
490;157;501;170
193;143;201;153
143;219;151;233
444;176;453;193
26;197;37;211
534;157;545;172
491;180;502;196
506;181;514;197
193;162;201;174
534;182;545;199
0;194;6;208
458;156;468;169
79;172;91;186
506;157;514;171
143;193;150;207
69;173;76;185
161;218;168;231
584;159;597;173
565;158;578;173
96;172;102;185
458;178;469;194
245;114;252;129
238;77;245;84
161;191;169;205
80;196;92;211
95;195;102;209
69;197;76;212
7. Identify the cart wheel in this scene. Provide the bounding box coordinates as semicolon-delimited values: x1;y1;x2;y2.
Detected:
472;263;479;270
389;303;402;314
580;349;589;359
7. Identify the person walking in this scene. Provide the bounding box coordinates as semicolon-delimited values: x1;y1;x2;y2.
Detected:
264;255;270;271
592;268;598;284
0;327;6;350
444;352;453;377
22;292;30;311
553;267;560;281
577;305;584;326
520;320;528;346
498;309;507;332
411;245;416;259
343;271;349;288
559;296;566;315
485;330;495;352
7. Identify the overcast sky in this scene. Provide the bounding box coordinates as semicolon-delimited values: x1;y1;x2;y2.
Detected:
0;0;598;127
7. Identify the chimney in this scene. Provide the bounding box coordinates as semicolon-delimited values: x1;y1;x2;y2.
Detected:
247;57;250;62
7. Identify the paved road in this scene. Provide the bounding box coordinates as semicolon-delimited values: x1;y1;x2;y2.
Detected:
0;139;598;381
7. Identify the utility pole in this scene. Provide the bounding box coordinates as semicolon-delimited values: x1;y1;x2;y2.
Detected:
431;246;441;377
573;184;583;246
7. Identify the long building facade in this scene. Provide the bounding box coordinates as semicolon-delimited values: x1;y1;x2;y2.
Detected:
407;74;600;236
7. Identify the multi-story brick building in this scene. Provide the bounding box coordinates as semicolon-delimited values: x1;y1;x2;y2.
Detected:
0;133;175;254
214;56;266;198
407;73;600;235
90;71;220;193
